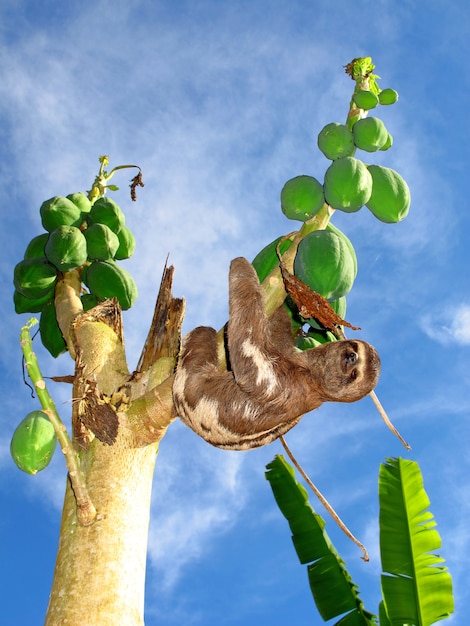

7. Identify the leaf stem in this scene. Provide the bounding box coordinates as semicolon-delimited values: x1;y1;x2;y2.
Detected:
20;319;96;525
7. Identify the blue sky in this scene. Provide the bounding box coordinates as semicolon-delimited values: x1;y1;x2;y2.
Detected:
1;1;469;624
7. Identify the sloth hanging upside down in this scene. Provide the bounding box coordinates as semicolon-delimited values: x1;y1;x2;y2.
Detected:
173;257;380;450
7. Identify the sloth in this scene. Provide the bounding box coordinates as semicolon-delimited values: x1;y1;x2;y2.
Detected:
173;257;380;450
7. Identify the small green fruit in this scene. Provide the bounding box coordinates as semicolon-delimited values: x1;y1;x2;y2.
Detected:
379;133;393;151
378;88;399;105
352;117;389;152
10;411;57;475
14;258;57;299
24;233;49;259
85;260;137;310
280;175;325;222
366;165;410;223
45;226;88;272
317;123;355;160
81;293;101;311
67;192;92;214
40;301;67;357
294;230;357;301
251;237;293;283
353;89;379;110
40;196;82;232
14;290;53;314
84;223;120;260
323;157;372;212
115;225;136;260
326;222;358;277
89;197;125;234
296;330;338;350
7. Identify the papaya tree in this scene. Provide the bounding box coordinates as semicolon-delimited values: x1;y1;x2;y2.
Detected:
10;57;452;624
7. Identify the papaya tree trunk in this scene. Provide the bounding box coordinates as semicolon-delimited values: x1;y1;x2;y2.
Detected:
45;265;184;625
45;438;158;625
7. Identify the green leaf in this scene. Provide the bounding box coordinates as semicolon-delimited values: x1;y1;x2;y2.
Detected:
266;455;376;624
378;601;392;626
379;458;454;625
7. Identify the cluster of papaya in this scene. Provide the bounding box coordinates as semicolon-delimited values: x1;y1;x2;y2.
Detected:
13;192;137;357
252;222;356;348
281;86;410;225
260;86;409;348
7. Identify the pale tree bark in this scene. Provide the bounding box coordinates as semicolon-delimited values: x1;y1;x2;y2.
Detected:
45;265;184;626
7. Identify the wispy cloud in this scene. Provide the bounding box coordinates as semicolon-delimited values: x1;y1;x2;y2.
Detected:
146;435;248;589
421;303;470;346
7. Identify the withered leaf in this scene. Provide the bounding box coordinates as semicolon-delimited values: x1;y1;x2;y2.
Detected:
278;259;360;335
130;169;145;202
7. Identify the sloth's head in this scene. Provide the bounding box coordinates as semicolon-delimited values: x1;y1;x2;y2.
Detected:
307;339;380;403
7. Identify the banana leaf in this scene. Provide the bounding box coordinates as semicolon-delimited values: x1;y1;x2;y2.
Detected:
379;601;392;626
265;455;376;624
379;457;454;625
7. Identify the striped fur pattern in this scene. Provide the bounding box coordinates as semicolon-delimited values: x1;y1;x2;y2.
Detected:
173;257;380;450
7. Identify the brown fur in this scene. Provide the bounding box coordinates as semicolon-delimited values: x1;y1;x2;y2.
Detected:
173;257;380;450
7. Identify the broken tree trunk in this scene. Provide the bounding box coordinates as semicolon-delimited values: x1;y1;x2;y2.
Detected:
45;264;184;626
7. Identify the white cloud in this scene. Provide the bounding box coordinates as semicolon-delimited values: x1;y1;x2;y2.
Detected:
421;303;470;346
146;433;248;590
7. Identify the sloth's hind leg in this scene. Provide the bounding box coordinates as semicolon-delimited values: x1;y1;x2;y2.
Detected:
178;326;219;370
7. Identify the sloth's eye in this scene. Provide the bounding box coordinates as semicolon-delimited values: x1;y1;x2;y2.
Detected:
345;352;357;364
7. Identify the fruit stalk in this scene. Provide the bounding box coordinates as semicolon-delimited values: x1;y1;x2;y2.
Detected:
345;56;378;130
54;268;83;358
20;319;96;525
87;155;142;203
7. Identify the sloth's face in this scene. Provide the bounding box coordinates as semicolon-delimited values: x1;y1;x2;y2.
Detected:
311;339;380;403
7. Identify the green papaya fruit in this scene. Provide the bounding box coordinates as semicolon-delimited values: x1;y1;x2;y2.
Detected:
353;89;379;110
67;192;92;214
294;230;356;301
10;411;57;474
331;295;347;319
24;233;49;259
280;175;325;222
323;156;372;212
352;117;389;152
317;123;355;160
379;133;393;151
14;289;53;314
251;236;293;283
40;301;67;357
326;223;358;277
84;223;120;260
45;225;88;272
296;330;338;350
378;88;399;105
40;196;82;232
115;225;136;260
13;258;57;299
85;260;137;310
81;293;101;311
88;197;125;234
366;165;410;223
